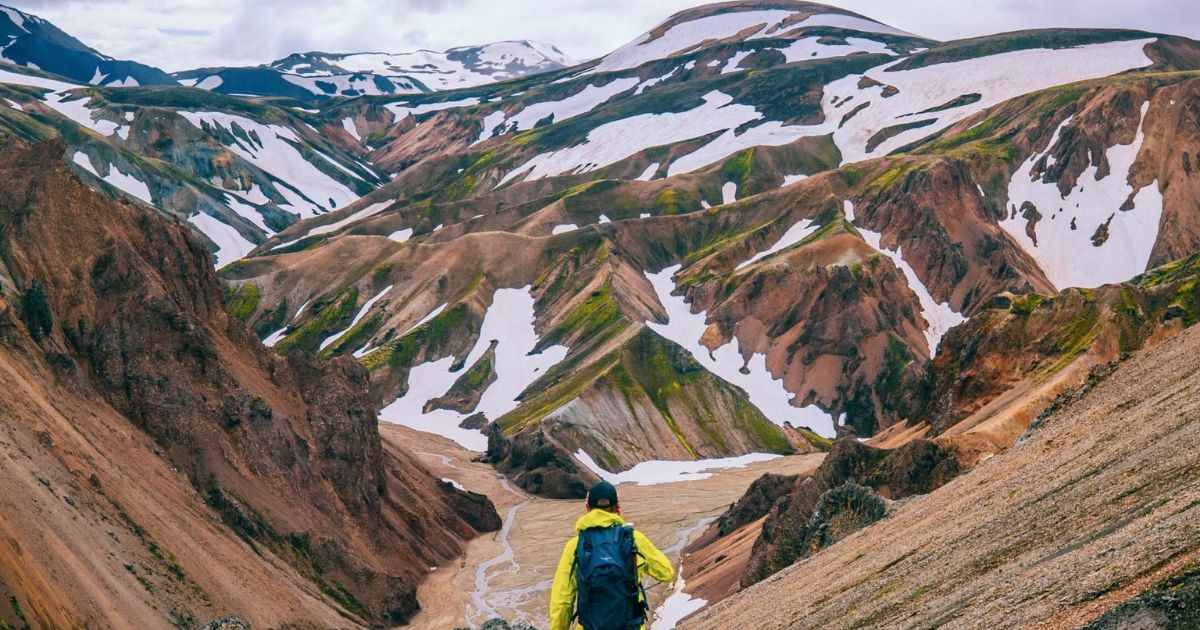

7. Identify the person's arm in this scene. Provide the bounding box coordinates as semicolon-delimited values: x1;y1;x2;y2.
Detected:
633;530;675;584
549;537;578;630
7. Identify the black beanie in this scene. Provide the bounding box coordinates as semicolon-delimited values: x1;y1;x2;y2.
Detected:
587;480;619;509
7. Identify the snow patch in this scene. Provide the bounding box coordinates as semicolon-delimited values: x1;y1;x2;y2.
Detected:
386;97;480;121
551;223;579;235
72;152;153;205
782;173;808;186
341;117;360;140
379;288;569;451
650;574;707;630
575;450;780;486
475;78;638;144
195;75;223;90
319;285;394;351
721;182;737;205
388;228;414;242
636;162;660;181
263;327;289;348
857;202;963;355
1000;102;1162;289
646;265;836;436
187;213;256;269
736;219;819;270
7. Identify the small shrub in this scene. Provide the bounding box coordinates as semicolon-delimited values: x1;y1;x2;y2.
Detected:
21;282;52;342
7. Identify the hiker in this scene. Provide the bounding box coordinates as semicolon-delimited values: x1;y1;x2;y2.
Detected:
548;480;675;630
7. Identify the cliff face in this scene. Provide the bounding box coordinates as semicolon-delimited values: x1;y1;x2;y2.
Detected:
0;138;497;628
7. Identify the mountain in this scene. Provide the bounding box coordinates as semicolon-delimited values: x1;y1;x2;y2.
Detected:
0;135;498;628
0;3;175;86
214;0;1200;499
3;0;1200;625
174;40;575;99
687;316;1200;628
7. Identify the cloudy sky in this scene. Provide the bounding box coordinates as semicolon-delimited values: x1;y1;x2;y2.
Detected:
11;0;1200;72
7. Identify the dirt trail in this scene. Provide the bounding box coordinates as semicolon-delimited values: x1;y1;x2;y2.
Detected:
381;424;823;629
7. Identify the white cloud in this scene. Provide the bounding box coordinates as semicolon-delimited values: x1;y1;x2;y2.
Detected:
7;0;1200;73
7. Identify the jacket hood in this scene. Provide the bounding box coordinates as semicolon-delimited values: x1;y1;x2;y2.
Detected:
573;509;626;533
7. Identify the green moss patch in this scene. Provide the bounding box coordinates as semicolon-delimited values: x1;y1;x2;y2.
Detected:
224;283;261;321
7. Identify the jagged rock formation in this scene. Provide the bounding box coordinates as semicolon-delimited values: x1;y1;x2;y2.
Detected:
0;137;497;628
738;437;960;585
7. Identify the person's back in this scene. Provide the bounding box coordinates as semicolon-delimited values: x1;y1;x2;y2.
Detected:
549;481;675;630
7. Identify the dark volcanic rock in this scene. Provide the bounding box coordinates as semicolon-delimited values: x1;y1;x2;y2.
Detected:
740;437;961;586
1082;563;1200;629
486;424;592;499
716;473;799;537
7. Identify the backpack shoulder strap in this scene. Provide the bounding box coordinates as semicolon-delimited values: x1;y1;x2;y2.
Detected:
622;526;650;614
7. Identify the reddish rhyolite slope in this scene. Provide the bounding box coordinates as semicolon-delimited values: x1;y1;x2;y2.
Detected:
0;137;498;628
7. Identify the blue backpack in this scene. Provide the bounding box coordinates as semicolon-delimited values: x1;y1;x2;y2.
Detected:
574;525;647;630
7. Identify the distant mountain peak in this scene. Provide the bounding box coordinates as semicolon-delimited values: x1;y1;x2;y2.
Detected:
0;2;175;86
173;39;574;99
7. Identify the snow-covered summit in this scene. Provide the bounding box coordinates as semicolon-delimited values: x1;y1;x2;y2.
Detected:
174;39;574;99
590;0;922;73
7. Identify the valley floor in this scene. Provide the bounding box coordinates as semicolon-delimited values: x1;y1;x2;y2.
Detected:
380;425;823;629
687;323;1200;629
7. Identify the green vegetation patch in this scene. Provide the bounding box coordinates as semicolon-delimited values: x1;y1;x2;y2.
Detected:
542;283;624;348
361;302;471;371
721;148;755;186
275;288;359;354
224;282;261;321
1010;292;1046;316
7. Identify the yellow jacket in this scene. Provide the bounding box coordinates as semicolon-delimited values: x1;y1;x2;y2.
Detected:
549;509;675;630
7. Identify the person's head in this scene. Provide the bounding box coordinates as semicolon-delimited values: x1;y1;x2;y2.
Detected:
586;480;619;514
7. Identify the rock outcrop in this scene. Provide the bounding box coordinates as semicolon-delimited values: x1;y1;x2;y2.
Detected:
0;137;498;628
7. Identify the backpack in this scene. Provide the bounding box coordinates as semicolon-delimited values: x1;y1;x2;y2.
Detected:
573;524;647;630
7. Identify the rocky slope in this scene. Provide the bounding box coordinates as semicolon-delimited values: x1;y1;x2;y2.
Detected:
676;247;1200;615
686;311;1200;629
0;62;384;266
0;136;498;629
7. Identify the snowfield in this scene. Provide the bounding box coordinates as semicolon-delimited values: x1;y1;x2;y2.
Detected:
179;111;358;218
575;450;781;486
500;38;1157;193
855;199;964;355
380;287;569;451
501;91;825;185
276;41;570;92
646;265;838;436
476;77;638;144
592;10;906;74
1000;101;1163;290
823;38;1157;163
